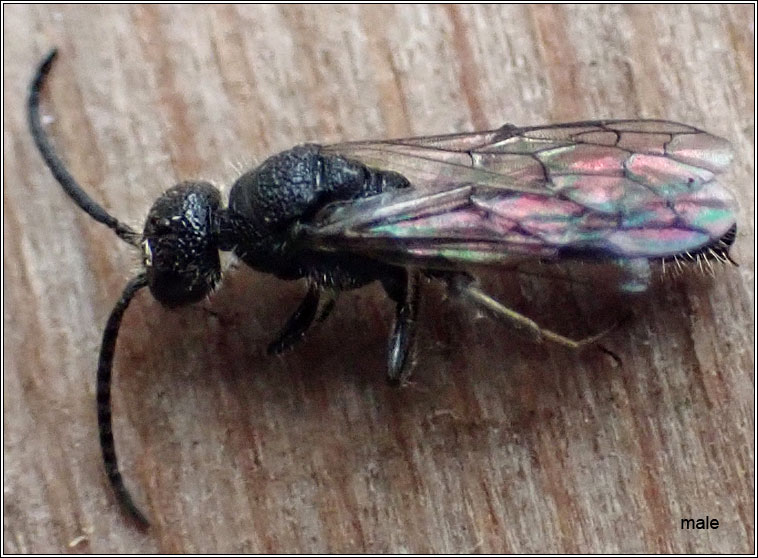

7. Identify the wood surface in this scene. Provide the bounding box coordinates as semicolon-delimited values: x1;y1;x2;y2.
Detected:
3;4;754;553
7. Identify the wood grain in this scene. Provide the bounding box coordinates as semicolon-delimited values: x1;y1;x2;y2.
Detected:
3;4;754;553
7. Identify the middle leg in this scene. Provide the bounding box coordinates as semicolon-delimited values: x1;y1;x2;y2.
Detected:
382;269;422;385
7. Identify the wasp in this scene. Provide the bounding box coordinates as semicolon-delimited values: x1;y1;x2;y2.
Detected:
28;49;737;528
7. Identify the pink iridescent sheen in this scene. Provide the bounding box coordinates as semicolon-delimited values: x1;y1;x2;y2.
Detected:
607;228;709;256
626;154;714;196
316;120;737;263
666;132;732;173
540;144;628;175
474;193;585;220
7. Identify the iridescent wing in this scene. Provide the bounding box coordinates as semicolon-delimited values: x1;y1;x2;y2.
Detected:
303;120;736;269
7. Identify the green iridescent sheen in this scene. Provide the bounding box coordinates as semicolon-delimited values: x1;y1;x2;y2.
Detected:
682;206;734;229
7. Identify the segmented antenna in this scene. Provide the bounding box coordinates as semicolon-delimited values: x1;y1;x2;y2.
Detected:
27;48;140;246
97;273;150;528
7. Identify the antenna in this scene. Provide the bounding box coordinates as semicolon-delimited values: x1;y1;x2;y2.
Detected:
97;273;150;528
27;48;140;246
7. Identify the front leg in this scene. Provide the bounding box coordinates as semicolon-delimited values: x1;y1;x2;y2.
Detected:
383;269;422;385
267;282;336;355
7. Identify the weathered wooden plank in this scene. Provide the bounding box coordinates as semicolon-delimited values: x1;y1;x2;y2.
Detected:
3;4;753;553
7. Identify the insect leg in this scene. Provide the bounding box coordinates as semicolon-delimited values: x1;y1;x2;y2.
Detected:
448;274;613;350
384;270;422;385
615;257;652;293
267;282;324;355
315;290;338;323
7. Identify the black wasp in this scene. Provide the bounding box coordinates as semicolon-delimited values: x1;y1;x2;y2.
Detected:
27;49;737;527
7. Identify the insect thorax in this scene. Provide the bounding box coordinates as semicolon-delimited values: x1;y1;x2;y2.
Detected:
222;144;409;279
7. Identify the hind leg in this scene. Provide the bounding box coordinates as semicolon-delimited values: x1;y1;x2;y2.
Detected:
447;274;614;349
